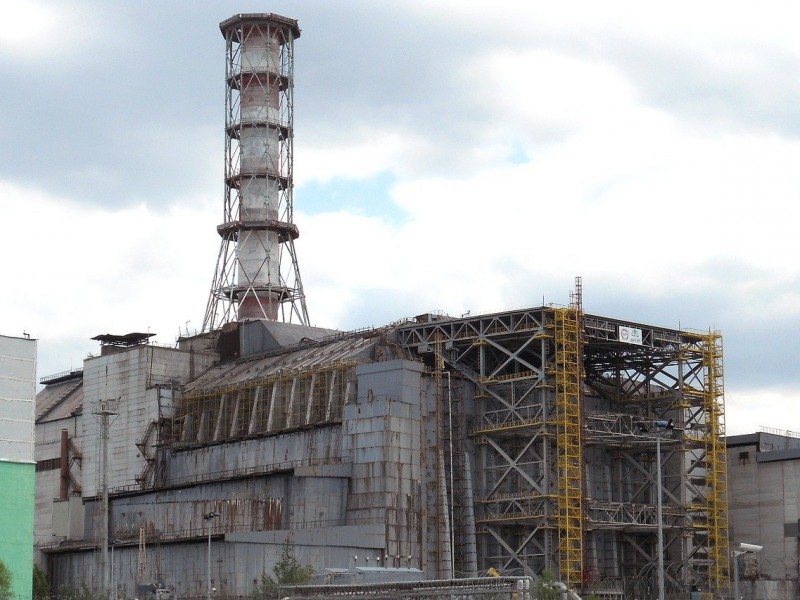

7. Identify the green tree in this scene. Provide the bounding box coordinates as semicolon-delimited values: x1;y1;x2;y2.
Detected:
56;581;106;600
0;560;12;600
33;565;50;600
273;537;314;586
251;537;314;600
533;568;561;600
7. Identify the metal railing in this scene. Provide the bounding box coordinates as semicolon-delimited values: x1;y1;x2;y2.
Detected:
283;576;533;600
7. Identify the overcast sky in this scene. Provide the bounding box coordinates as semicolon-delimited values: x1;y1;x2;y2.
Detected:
2;0;799;435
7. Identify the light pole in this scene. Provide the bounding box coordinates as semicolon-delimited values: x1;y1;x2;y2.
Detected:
638;418;674;600
110;538;122;600
204;511;221;600
732;542;763;600
655;423;666;600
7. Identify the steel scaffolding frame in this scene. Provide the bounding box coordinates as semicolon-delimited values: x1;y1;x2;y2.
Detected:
704;332;729;594
395;308;729;596
683;331;730;595
553;304;583;589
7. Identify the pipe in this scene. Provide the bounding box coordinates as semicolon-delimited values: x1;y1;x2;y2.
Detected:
438;448;453;579
656;433;665;600
447;371;455;572
462;451;478;574
60;429;69;500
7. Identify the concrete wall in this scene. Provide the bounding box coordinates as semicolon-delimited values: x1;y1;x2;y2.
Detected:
47;524;387;600
81;346;217;496
166;427;343;485
344;359;425;573
35;417;81;546
39;351;435;596
728;435;800;600
0;334;36;462
34;343;216;578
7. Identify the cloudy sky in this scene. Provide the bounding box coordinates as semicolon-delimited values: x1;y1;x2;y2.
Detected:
2;0;799;435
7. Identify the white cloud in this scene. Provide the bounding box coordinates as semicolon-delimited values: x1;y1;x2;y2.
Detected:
726;387;800;436
0;180;218;378
4;0;800;434
0;0;99;61
0;1;57;53
296;128;417;186
469;49;641;135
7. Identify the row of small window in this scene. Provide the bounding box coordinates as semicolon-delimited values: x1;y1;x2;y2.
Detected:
35;458;61;472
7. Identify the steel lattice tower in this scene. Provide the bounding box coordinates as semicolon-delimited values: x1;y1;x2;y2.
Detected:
203;13;309;331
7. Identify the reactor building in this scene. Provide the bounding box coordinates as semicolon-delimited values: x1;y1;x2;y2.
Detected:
33;13;732;600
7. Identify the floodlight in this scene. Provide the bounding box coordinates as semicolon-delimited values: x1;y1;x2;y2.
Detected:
738;542;763;553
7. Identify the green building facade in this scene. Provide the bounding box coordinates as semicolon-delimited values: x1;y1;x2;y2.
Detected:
0;461;35;599
0;334;37;600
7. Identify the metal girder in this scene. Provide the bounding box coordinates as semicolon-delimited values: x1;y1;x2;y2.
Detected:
620;534;684;592
396;309;548;348
484;526;546;576
587;501;684;530
484;436;546;498
478;495;555;524
395;307;727;595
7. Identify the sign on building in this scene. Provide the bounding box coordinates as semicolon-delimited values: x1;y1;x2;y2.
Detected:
618;326;643;346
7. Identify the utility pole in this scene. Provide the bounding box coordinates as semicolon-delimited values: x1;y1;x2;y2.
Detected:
93;398;118;594
637;418;674;600
656;432;665;600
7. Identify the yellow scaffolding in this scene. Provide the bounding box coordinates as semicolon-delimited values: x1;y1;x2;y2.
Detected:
553;306;583;588
702;332;730;594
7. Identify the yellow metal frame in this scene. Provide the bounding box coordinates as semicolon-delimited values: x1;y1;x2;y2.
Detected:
702;332;730;594
553;307;583;588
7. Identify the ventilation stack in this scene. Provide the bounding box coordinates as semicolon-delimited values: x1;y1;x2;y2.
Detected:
203;13;309;331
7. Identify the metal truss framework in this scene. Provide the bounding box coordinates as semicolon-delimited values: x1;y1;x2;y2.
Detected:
433;336;478;578
174;363;357;448
395;307;729;596
204;14;309;331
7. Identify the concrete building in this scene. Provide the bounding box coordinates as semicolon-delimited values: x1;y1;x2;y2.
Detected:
33;12;733;600
1;333;37;600
726;430;800;600
34;307;731;600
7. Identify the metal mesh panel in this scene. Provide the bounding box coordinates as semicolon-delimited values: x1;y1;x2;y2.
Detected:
284;577;533;600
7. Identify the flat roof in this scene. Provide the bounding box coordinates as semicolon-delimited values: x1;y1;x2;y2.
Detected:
219;13;300;39
726;433;760;448
91;332;155;347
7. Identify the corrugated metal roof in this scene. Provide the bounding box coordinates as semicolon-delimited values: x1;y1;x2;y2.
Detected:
183;332;391;393
36;377;83;422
